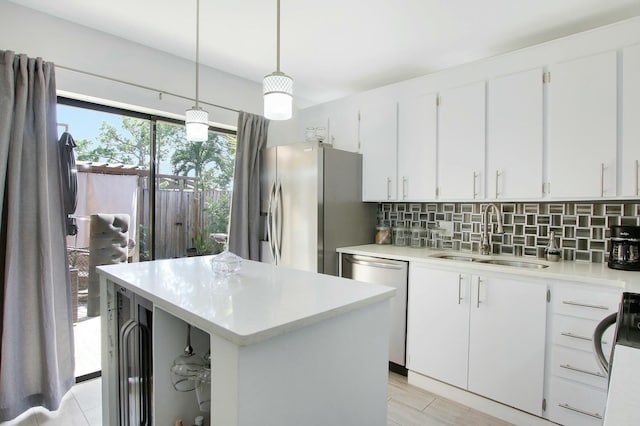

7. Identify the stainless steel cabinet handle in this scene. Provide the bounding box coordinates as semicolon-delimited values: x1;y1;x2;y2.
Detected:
560;332;606;344
558;403;603;420
266;182;276;261
402;176;407;200
495;170;501;198
562;300;609;310
275;181;283;264
560;363;607;378
387;177;392;200
600;163;605;197
636;160;640;195
472;172;479;199
458;274;463;305
476;277;482;308
119;319;138;426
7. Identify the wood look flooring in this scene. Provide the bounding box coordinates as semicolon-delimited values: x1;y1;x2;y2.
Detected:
387;372;513;426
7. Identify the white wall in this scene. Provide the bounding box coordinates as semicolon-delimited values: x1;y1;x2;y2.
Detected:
299;16;640;147
0;0;296;143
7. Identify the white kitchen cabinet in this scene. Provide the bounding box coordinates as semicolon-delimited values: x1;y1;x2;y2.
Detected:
407;267;470;388
467;274;547;416
328;103;360;153
407;264;547;416
397;93;437;201
486;68;543;199
437;81;485;200
622;43;640;197
548;51;617;199
360;100;398;201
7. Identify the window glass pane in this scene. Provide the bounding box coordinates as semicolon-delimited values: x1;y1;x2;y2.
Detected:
155;122;236;259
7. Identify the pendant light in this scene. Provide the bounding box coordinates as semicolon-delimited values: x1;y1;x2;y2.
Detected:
263;0;293;120
185;0;209;141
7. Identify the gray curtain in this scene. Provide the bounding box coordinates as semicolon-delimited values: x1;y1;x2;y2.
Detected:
0;51;74;421
228;111;269;260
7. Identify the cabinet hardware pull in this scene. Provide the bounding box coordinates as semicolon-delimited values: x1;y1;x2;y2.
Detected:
636;160;639;195
403;176;408;200
600;163;605;197
473;172;479;199
560;331;608;344
458;274;463;305
495;170;501;198
562;300;609;310
560;363;607;378
558;403;603;420
387;177;392;200
476;277;482;308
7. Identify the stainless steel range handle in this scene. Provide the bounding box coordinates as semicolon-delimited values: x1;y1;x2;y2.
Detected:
560;363;607;378
558;403;603;420
344;255;405;270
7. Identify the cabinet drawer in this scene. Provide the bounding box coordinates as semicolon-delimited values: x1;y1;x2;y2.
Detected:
546;377;606;426
552;345;608;389
553;314;614;355
552;285;621;320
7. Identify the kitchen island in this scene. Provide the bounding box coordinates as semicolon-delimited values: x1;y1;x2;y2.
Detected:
98;256;394;426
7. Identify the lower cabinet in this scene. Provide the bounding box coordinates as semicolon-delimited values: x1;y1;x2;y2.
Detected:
407;264;547;416
544;281;622;426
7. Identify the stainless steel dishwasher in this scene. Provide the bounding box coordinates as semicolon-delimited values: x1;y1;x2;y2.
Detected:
341;254;408;372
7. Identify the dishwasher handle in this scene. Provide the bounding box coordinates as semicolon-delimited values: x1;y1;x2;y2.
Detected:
343;255;406;270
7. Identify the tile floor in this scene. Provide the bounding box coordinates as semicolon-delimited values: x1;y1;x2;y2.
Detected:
1;372;512;426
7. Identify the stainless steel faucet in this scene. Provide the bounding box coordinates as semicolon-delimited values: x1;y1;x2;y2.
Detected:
481;203;504;255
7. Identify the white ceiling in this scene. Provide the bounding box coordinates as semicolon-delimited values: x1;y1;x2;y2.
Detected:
9;0;640;106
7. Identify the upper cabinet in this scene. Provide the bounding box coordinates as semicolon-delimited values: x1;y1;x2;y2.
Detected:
328;103;360;153
360;100;398;201
397;93;437;201
437;82;486;200
622;43;640;198
486;68;544;200
548;51;617;199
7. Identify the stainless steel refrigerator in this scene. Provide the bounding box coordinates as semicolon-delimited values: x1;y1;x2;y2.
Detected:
260;141;376;275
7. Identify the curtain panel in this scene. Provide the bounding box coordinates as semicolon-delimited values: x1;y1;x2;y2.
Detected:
0;50;74;421
228;111;269;260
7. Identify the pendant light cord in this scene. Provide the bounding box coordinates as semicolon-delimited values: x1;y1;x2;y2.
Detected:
195;0;200;109
276;0;281;73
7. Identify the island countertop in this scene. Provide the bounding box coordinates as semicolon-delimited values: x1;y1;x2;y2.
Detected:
97;256;395;346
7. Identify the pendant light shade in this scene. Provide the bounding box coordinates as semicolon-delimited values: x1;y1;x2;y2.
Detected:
186;0;209;141
264;0;293;120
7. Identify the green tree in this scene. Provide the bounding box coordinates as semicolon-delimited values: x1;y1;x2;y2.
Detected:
171;133;236;190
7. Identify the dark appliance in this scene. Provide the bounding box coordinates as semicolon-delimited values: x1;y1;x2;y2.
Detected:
608;225;640;270
593;292;640;375
116;284;153;426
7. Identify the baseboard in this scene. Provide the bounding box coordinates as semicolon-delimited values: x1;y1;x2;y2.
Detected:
408;371;557;426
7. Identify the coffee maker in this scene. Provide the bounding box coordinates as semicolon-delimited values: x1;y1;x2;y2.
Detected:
608;225;640;270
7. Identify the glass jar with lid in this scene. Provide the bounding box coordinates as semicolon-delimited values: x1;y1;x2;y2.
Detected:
375;224;391;245
392;226;408;246
410;227;427;248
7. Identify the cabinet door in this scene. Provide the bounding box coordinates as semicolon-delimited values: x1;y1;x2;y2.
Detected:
548;51;617;198
438;82;486;200
487;69;543;199
398;93;437;201
467;275;547;416
407;265;470;389
328;103;360;153
622;43;640;197
360;101;398;201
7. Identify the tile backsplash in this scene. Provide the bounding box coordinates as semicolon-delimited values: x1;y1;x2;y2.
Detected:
377;202;640;263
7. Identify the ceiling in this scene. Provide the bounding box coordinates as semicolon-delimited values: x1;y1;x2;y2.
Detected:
9;0;640;107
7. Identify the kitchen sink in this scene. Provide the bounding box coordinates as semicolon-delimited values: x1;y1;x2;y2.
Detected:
477;259;549;269
430;254;549;269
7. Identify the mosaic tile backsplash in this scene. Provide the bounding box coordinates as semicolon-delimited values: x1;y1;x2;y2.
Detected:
377;202;640;263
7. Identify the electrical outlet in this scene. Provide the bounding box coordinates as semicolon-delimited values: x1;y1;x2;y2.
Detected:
438;221;454;237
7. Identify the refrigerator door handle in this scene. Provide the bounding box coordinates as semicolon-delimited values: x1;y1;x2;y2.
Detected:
274;181;283;264
266;181;276;261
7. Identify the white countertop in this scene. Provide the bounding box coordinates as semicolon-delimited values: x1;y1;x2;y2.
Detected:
97;256;395;346
337;244;640;292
